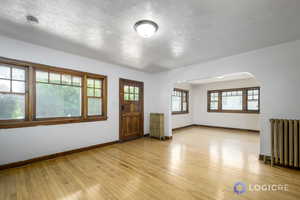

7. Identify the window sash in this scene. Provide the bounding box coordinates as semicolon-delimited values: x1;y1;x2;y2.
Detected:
0;57;107;128
208;87;260;113
221;90;243;110
86;77;103;117
172;88;189;114
0;64;28;121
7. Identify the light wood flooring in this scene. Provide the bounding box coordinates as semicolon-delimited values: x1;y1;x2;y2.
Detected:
1;127;300;200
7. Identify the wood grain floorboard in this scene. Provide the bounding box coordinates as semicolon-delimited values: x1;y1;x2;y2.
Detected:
1;127;300;199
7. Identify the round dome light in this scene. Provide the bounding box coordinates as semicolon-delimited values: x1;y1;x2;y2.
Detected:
134;20;158;38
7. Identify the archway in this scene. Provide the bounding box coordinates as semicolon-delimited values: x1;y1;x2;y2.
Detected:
169;72;261;159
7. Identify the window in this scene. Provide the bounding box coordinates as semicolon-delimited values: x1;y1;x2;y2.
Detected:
209;92;219;110
0;57;107;128
222;90;243;110
208;87;260;113
124;85;139;101
247;88;259;111
0;64;26;120
87;77;103;116
172;88;189;114
36;70;82;118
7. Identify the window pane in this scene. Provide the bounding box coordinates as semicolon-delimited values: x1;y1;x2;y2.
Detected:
0;94;25;119
12;81;25;93
124;93;129;101
248;101;259;110
210;102;218;110
95;80;101;88
209;92;218;110
182;102;187;111
87;88;94;96
12;68;25;80
124;85;129;93
95;88;101;97
212;92;218;98
0;79;10;92
36;83;81;118
49;72;61;84
0;66;10;79
172;96;181;112
222;95;243;110
135;94;139;101
135;87;139;94
88;98;102;116
130;86;134;93
87;78;94;87
130;94;134;100
247;89;259;111
36;71;48;83
62;74;72;85
72;76;82;86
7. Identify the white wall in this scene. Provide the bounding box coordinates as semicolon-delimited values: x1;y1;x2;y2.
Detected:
0;35;159;165
172;83;193;129
155;39;300;156
1;35;300;164
192;78;260;130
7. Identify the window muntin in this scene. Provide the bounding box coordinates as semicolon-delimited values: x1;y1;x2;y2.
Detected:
0;57;107;128
87;78;103;116
36;70;82;118
208;87;260;113
172;88;189;114
0;65;26;120
124;85;139;101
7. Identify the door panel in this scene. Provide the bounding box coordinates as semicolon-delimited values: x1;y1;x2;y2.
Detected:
119;79;144;141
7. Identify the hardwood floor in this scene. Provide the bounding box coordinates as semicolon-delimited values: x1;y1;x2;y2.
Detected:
1;127;300;200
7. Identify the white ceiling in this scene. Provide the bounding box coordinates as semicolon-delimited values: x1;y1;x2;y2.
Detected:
186;72;254;85
0;0;300;72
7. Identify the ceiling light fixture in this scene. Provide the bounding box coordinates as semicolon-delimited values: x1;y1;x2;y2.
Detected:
26;15;39;24
134;20;158;38
217;76;224;79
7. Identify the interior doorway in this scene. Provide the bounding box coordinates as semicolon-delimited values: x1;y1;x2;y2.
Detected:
171;72;260;131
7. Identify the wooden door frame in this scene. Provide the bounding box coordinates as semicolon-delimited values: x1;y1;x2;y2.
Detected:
119;78;144;141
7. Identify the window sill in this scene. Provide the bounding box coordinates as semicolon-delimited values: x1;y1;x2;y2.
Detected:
0;116;108;129
172;112;189;115
208;110;259;114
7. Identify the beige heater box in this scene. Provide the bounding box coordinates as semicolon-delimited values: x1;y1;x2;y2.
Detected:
150;113;165;140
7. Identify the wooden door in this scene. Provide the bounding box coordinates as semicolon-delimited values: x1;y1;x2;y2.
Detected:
119;78;144;141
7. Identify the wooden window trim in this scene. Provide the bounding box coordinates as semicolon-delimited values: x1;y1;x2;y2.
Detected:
0;56;107;129
172;88;189;115
207;87;260;114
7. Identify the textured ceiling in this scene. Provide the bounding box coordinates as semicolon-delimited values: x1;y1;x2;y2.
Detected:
0;0;300;72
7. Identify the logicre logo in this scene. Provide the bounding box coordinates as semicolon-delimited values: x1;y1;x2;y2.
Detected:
234;182;246;195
